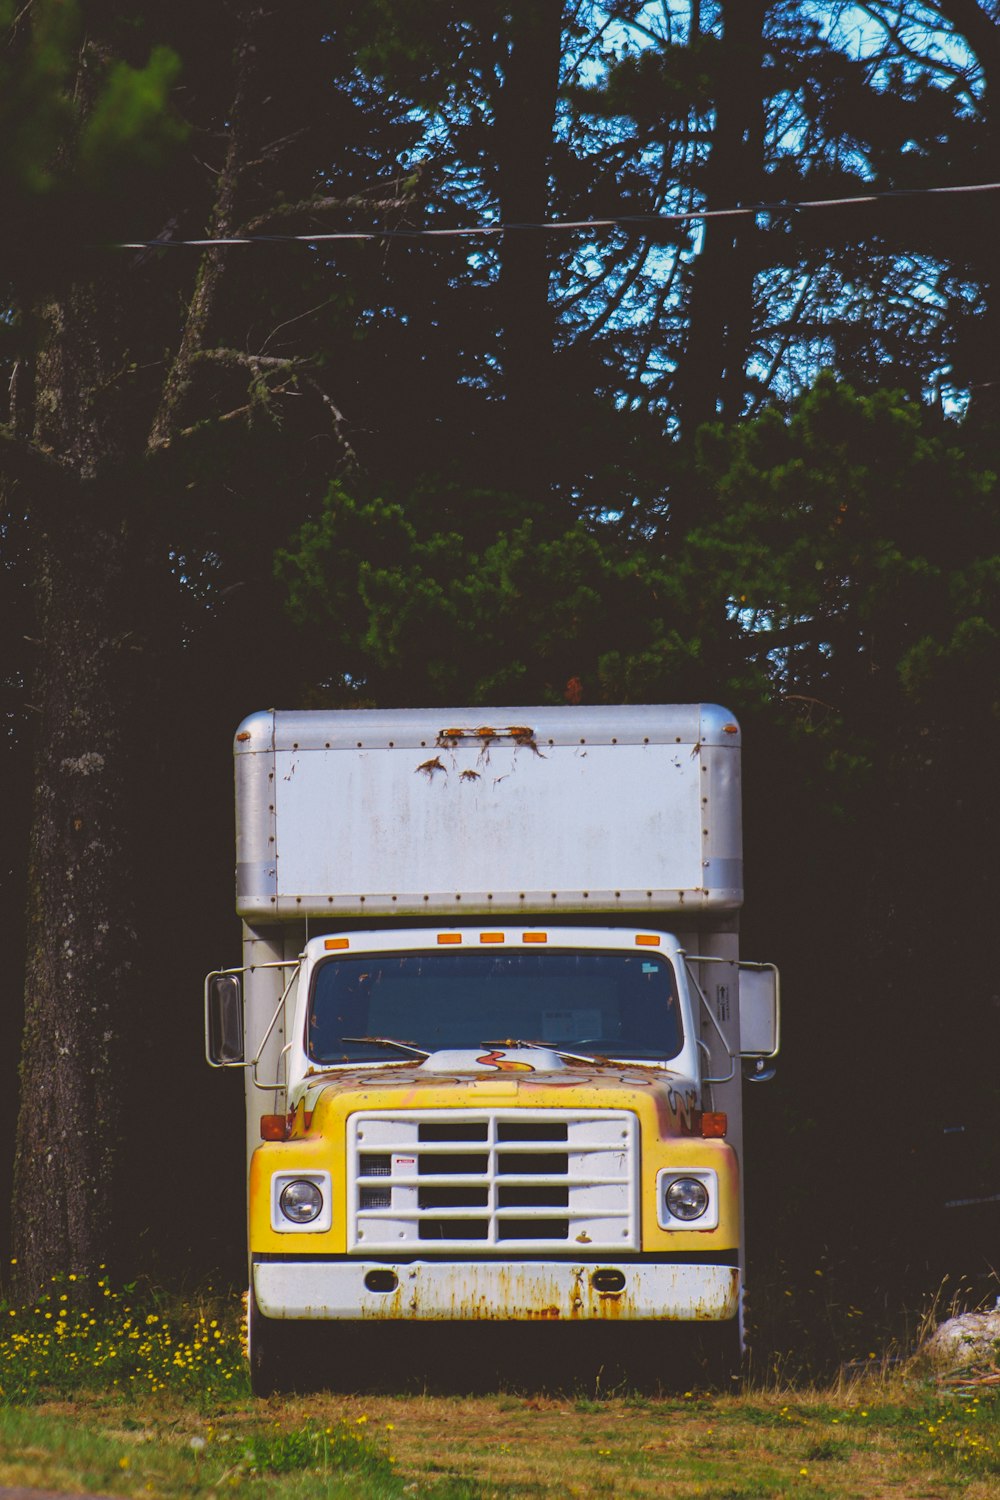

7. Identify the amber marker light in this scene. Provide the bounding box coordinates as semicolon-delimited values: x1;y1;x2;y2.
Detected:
324;937;350;950
480;933;504;943
523;932;547;943
260;1114;287;1141
437;933;462;944
635;934;661;947
701;1112;728;1138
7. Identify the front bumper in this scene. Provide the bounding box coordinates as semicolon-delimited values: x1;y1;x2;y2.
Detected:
253;1259;740;1322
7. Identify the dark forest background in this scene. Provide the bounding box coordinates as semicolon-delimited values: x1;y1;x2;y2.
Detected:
0;1;997;1360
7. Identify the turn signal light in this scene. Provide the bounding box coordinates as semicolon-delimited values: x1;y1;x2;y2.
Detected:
701;1112;728;1138
260;1114;287;1141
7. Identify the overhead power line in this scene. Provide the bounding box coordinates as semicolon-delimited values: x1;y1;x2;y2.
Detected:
116;179;1000;251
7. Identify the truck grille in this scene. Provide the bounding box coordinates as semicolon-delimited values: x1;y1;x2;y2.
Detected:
347;1109;638;1253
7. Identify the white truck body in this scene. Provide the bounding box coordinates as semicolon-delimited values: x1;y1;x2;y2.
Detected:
234;703;742;920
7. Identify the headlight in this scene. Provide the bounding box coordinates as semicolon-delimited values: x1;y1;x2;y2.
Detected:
279;1178;323;1223
665;1176;710;1221
269;1169;332;1232
656;1168;719;1230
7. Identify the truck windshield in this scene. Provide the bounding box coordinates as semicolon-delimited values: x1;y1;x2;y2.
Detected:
307;948;682;1064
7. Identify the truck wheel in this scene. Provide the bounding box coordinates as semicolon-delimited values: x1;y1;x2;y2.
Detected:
695;1319;744;1390
248;1286;295;1397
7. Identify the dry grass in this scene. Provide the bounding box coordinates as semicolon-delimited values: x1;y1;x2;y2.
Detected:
0;1283;997;1498
0;1375;996;1499
278;1382;997;1498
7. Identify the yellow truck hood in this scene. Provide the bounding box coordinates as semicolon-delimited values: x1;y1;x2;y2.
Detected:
290;1059;701;1138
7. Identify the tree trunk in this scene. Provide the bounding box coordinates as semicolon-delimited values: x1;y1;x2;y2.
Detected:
674;0;765;466
11;275;141;1300
495;0;563;494
148;8;268;451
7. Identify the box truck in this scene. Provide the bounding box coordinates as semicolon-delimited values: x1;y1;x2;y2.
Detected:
206;704;779;1393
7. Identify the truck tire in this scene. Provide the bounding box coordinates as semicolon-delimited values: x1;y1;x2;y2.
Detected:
694;1318;744;1390
248;1286;296;1397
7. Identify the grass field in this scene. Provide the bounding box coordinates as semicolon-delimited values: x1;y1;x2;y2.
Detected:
0;1277;996;1499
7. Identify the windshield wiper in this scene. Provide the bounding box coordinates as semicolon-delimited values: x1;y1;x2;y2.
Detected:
482;1037;677;1064
481;1037;610;1064
340;1035;430;1059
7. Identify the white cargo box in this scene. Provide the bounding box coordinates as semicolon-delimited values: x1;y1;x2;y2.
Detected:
234;705;742;920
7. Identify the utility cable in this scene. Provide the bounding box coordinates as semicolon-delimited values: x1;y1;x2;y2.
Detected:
114;179;1000;251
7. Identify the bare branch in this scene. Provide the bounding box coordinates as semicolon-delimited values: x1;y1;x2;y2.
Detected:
242;127;309;171
260;295;338;354
189;348;297;372
295;374;359;471
239;193;415;237
177;404;253;438
154;350;359;468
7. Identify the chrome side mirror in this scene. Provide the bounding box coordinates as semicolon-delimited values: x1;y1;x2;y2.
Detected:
205;972;245;1065
738;963;780;1069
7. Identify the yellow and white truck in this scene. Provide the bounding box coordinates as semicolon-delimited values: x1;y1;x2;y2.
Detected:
206;705;779;1393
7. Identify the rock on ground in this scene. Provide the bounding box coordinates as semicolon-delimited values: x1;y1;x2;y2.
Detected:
922;1308;1000;1369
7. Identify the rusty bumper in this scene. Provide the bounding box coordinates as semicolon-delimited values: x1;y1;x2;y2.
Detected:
253;1260;740;1322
